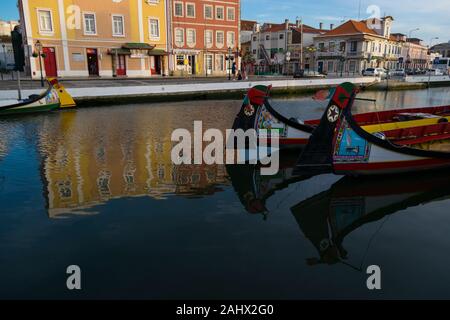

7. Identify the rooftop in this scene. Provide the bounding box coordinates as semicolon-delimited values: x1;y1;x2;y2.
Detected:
261;22;323;34
318;20;379;37
241;20;257;31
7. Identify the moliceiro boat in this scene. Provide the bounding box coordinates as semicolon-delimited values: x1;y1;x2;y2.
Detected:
234;84;450;151
0;78;75;116
232;85;315;149
295;82;450;175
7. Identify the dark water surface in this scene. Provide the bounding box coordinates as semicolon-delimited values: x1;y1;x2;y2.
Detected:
1;87;450;299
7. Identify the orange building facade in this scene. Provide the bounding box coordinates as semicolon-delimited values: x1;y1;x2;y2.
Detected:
19;0;169;79
168;0;240;76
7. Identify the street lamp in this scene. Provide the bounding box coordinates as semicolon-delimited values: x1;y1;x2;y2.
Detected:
1;44;6;78
34;40;44;87
408;28;420;39
307;46;317;72
225;47;234;80
428;37;439;88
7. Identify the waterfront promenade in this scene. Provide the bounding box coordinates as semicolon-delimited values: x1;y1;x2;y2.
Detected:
0;76;378;105
1;74;448;106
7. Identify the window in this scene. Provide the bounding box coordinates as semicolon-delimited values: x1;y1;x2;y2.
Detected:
83;13;96;35
327;61;334;72
204;5;213;19
227;32;235;47
252;49;256;54
279;33;284;40
205;54;213;73
339;42;346;52
349;60;356;72
186;3;195;18
146;0;160;3
175;28;184;46
329;42;335;52
265;35;270;41
174;2;183;17
38;9;53;34
187;29;196;46
318;43;325;52
205;30;213;47
252;36;257;42
149;18;160;39
216;54;224;71
216;6;224;20
216;31;224;48
112;15;124;36
227;7;235;21
176;55;185;66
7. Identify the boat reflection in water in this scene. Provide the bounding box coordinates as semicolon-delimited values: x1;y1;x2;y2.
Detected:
226;150;314;218
227;151;450;269
37;110;230;218
292;171;450;268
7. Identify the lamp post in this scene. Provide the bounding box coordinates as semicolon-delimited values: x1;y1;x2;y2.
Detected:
428;37;439;88
1;44;6;80
225;47;234;80
35;40;44;87
307;46;317;72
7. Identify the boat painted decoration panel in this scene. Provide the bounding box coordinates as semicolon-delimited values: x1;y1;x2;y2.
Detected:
44;89;59;105
256;105;287;137
333;120;371;162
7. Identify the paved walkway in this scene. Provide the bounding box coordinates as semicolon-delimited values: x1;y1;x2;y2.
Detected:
0;76;378;104
0;74;366;90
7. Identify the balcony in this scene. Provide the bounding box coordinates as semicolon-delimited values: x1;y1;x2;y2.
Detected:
316;51;369;59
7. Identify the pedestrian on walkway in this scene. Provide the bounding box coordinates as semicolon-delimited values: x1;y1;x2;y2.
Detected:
232;62;237;80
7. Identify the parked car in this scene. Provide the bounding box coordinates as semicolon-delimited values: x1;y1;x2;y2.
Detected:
426;69;444;76
293;69;325;78
362;68;387;78
390;69;406;77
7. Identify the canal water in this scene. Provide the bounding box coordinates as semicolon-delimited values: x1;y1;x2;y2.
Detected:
1;87;450;299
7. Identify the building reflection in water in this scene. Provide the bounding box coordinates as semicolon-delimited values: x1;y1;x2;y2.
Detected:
38;108;231;218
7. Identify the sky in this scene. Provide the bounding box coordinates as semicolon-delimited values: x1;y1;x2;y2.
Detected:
2;0;449;45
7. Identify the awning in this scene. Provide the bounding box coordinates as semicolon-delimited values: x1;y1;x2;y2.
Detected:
108;48;131;55
123;43;155;50
148;49;168;56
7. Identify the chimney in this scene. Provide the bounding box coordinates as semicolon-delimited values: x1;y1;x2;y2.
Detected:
285;19;289;30
330;24;334;30
319;22;323;30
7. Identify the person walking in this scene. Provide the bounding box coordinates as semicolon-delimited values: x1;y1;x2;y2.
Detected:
232;62;237;80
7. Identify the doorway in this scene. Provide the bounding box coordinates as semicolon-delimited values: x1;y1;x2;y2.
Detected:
205;54;213;75
151;56;162;75
86;48;99;76
43;47;57;77
318;61;324;74
189;55;196;75
116;55;126;76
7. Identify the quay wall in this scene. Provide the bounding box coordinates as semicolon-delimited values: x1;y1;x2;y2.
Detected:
1;77;448;106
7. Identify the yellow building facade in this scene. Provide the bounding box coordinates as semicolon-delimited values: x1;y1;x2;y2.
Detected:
19;0;168;78
38;108;229;218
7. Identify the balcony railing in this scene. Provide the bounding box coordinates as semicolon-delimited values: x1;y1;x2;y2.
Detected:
316;51;369;59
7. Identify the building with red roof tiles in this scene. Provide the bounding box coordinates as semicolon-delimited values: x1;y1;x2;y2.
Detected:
249;19;326;74
312;17;432;75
